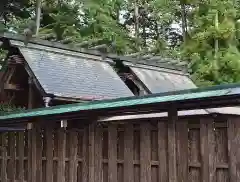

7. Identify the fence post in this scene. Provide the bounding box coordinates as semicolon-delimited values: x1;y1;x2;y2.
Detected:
176;120;188;182
168;107;177;182
108;125;117;182
1;133;7;182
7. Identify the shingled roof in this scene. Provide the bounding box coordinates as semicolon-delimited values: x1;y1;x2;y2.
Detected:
0;33;196;101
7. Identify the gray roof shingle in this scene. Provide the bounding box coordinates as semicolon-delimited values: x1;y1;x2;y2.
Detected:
129;66;196;93
9;39;195;100
19;46;134;100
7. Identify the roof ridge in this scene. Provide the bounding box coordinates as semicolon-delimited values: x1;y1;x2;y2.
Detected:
0;32;188;73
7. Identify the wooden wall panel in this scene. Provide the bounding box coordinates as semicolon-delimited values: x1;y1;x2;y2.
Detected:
108;125;117;182
200;119;216;182
36;129;43;182
69;130;78;182
57;128;66;182
18;132;24;182
158;122;168;182
124;124;134;182
1;116;240;182
176;120;188;182
8;132;15;182
94;125;103;182
1;133;7;182
140;123;151;182
228;118;240;182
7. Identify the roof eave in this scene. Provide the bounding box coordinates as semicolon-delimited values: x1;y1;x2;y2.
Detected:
52;96;94;103
1;93;240;124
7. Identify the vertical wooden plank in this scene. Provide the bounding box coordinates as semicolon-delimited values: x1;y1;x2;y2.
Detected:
134;126;140;161
28;78;34;109
46;128;53;182
69;130;78;182
8;132;15;182
1;133;7;182
27;129;32;182
108;125;117;182
117;126;124;182
31;128;37;182
82;128;88;182
189;126;201;182
124;123;134;182
228;118;236;182
201;120;208;182
89;124;95;182
36;128;42;182
94;125;103;182
228;117;240;182
140;123;151;182
208;121;215;182
158;122;168;182
235;119;240;182
168;109;177;182
200;119;215;182
176;120;188;182
18;132;24;182
57;128;66;182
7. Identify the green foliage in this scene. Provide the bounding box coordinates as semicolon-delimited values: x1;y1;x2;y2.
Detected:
0;103;25;115
2;0;240;86
181;0;240;86
0;48;7;69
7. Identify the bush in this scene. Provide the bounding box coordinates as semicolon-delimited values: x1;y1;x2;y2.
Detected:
0;102;25;115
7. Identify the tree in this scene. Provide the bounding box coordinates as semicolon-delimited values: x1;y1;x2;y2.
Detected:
182;0;240;86
2;0;240;87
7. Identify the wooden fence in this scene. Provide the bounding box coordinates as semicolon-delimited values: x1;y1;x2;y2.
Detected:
0;117;238;182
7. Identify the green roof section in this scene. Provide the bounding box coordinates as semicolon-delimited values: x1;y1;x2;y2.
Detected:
1;83;240;121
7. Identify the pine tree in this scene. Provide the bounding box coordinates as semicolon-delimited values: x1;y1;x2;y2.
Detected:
182;0;240;86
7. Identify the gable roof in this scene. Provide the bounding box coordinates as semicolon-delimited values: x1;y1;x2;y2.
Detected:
125;63;197;93
0;33;196;100
18;42;134;100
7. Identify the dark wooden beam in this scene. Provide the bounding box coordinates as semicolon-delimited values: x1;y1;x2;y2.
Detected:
4;83;23;91
144;56;163;61
24;63;46;96
53;96;90;103
5;66;16;83
167;108;177;182
89;44;108;50
28;77;34;109
126;52;142;57
11;55;24;64
175;62;188;66
75;39;102;47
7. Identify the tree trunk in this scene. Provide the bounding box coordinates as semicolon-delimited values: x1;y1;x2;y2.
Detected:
214;11;219;59
213;10;219;82
134;0;140;52
35;0;41;36
180;0;187;43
